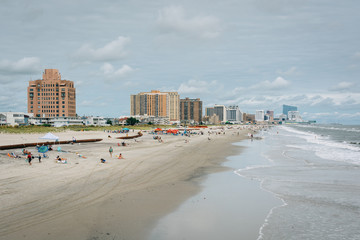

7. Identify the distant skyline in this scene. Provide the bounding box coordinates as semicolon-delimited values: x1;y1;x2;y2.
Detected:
0;0;359;124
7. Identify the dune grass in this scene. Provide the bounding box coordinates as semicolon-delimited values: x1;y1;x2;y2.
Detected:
0;124;174;134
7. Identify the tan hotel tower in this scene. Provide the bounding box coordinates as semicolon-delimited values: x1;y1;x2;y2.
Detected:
27;69;76;117
130;90;180;121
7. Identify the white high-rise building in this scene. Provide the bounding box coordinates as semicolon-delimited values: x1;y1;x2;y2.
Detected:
226;106;242;123
255;110;265;122
214;105;227;123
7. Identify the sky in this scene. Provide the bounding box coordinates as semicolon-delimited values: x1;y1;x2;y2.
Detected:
0;0;359;124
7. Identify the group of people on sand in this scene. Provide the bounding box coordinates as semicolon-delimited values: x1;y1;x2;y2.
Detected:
56;155;67;164
25;152;42;166
101;146;124;163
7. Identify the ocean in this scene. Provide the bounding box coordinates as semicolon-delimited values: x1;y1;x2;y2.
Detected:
149;124;360;240
238;124;360;240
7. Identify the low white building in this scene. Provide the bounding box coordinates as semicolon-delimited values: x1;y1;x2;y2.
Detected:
49;117;84;127
28;117;51;125
133;115;170;125
0;112;33;126
84;116;107;126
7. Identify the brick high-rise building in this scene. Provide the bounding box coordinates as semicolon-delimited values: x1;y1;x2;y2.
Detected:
27;69;76;117
130;90;180;121
180;98;202;124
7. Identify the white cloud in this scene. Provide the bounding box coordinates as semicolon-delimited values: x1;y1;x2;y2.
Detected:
101;63;134;78
250;76;290;90
73;36;130;62
157;6;220;38
178;79;219;94
329;81;355;92
277;66;299;76
0;57;41;75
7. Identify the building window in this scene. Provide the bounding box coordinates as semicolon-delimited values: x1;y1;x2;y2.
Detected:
30;88;33;91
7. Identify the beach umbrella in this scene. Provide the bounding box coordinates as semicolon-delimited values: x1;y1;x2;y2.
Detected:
123;128;129;131
38;145;49;153
155;128;162;131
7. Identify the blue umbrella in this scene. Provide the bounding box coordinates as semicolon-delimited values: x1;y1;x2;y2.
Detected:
123;128;129;131
38;145;49;153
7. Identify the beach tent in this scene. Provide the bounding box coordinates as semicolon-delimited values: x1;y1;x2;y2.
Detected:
39;132;59;141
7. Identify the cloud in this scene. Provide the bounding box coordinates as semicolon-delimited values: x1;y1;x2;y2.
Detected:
250;76;290;90
354;52;360;58
277;66;299;76
101;63;134;79
0;57;41;75
157;6;220;38
178;79;219;94
73;36;130;62
329;81;356;92
78;99;106;108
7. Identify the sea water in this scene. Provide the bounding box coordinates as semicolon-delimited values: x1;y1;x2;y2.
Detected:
238;124;360;240
149;124;360;240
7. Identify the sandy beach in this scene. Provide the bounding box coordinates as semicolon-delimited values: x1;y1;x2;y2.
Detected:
0;127;252;240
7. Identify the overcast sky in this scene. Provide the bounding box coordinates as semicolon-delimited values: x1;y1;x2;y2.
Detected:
1;0;359;124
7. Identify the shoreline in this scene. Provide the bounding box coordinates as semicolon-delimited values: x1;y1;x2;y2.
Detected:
0;127;251;240
149;141;283;240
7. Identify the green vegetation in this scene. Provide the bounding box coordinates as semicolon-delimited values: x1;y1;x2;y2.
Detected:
126;117;139;126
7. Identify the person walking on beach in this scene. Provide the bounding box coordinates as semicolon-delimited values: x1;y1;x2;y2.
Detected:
27;153;32;166
109;146;113;157
38;154;42;163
